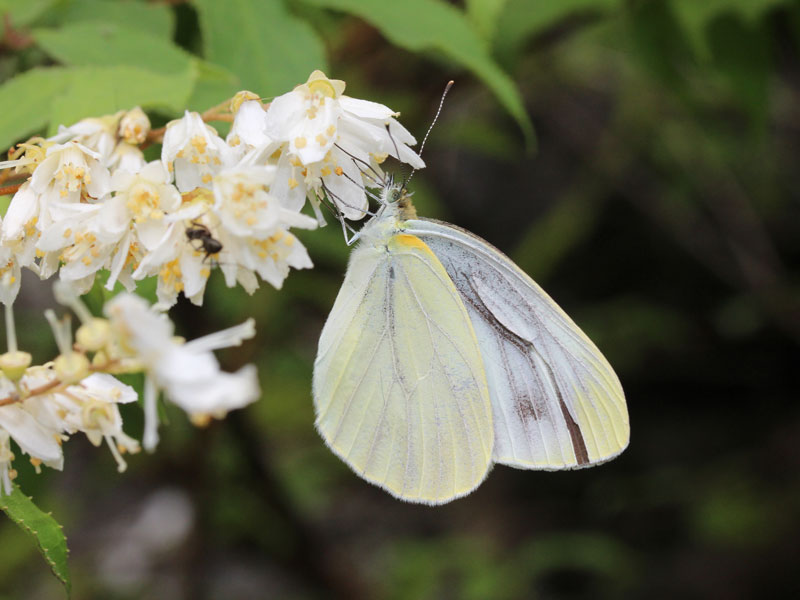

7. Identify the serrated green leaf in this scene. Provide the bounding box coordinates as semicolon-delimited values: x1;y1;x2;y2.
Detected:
671;0;787;58
194;0;328;98
494;0;620;64
33;22;193;74
0;485;70;595
48;64;197;133
301;0;534;146
53;0;174;39
0;67;71;151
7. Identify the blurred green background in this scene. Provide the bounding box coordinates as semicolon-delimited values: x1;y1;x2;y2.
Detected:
1;0;799;598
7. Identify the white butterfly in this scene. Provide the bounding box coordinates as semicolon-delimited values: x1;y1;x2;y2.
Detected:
313;184;629;504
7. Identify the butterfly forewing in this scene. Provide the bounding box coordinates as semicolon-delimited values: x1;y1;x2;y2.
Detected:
313;232;494;504
404;219;629;470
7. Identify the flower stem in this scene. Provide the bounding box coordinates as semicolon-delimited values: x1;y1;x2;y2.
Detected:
4;304;17;353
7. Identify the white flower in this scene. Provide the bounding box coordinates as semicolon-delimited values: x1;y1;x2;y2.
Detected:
0;374;64;476
108;142;147;175
0;405;63;469
226;100;276;160
48;373;140;472
1;182;42;269
29;141;112;212
49;115;120;163
161;111;233;193
0;430;16;494
36;202;115;291
118;107;151;145
265;70;347;165
218;228;313;291
264;70;424;219
212;165;317;238
131;212;213;307
104;293;260;450
0;243;22;305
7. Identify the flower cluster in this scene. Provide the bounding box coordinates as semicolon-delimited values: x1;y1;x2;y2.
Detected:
0;284;259;493
0;69;424;495
0;71;423;308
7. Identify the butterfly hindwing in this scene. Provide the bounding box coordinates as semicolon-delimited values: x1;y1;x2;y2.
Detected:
313;232;494;504
405;219;629;470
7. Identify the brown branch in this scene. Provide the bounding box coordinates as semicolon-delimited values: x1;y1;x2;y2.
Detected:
0;359;122;407
0;183;22;196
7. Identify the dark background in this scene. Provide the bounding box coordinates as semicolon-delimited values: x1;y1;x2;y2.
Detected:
1;0;799;598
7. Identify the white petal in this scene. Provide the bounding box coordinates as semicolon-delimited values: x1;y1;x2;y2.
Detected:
340;96;396;120
184;319;256;353
263;92;307;140
0;406;63;465
1;183;38;241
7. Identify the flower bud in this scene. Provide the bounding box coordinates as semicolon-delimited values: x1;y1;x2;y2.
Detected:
76;318;111;352
53;352;90;384
119;106;151;144
230;90;261;114
0;351;32;381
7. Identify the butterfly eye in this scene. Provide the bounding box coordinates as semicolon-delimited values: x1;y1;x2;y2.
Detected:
392;189;401;201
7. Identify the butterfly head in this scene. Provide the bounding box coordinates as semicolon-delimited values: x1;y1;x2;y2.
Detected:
379;176;416;221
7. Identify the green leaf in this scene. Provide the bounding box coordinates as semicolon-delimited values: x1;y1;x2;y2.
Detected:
0;0;58;29
628;0;695;91
302;0;534;146
706;14;770;128
48;64;197;133
52;0;174;39
494;0;620;64
185;60;240;113
670;0;787;58
194;0;328;98
0;67;72;152
33;22;194;74
465;0;509;43
0;485;70;595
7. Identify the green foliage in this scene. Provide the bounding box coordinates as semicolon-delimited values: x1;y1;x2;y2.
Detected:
52;0;174;37
494;0;620;63
0;0;58;29
301;0;534;145
0;68;71;152
671;0;786;57
33;22;193;74
0;485;70;596
194;0;328;98
47;65;196;136
465;0;510;43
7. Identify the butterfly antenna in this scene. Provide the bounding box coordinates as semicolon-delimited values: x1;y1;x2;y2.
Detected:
403;80;453;188
385;122;401;164
333;143;386;187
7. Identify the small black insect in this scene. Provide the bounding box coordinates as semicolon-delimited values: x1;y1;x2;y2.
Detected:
185;221;223;262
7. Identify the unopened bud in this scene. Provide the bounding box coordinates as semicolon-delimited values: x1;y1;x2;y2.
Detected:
119;106;151;144
76;318;110;352
0;351;32;381
190;413;212;428
53;352;90;384
230;90;261;114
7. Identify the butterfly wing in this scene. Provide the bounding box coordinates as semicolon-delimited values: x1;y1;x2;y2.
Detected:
405;219;629;470
313;232;494;504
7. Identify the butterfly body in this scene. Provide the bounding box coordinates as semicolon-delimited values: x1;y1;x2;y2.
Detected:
313;187;629;504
